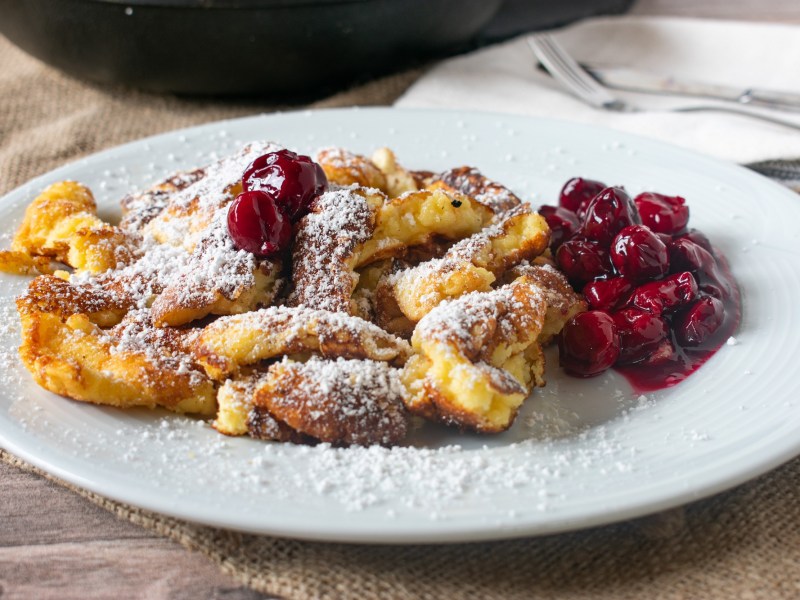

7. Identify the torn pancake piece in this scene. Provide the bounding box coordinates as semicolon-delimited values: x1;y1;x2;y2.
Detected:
194;305;412;380
288;186;383;315
149;214;283;327
401;275;547;433
503;261;587;345
214;357;409;447
16;304;215;415
9;180;136;274
375;205;550;331
370;147;419;198
316;147;388;191
214;374;307;443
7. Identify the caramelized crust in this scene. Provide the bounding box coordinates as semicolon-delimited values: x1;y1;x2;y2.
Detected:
17;274;133;327
214;374;307;442
212;358;408;447
17;307;215;415
194;305;412;380
255;357;408;446
426;166;522;214
120;167;205;232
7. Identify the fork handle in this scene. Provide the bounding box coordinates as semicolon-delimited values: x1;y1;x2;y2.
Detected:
742;89;800;113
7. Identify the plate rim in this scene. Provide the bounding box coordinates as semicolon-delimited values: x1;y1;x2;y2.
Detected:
2;106;800;544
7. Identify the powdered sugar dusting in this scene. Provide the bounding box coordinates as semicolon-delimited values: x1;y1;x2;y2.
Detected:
72;144;284;314
151;210;261;309
290;186;376;314
7;404;647;520
264;356;407;446
141;141;281;249
0;285;27;403
107;308;206;387
209;304;406;347
415;280;544;350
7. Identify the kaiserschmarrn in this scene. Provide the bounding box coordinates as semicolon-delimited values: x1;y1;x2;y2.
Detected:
1;143;585;446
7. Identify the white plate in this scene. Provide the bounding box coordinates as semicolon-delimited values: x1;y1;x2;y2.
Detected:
2;108;800;544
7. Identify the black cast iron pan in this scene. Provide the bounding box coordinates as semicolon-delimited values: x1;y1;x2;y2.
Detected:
0;0;503;96
0;0;633;96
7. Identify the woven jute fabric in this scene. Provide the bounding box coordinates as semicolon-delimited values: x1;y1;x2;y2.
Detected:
4;448;800;599
2;35;800;600
0;36;422;195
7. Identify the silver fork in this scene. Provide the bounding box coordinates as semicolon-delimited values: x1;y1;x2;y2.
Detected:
527;34;800;132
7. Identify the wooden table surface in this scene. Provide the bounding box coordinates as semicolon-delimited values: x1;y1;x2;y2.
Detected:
3;1;800;599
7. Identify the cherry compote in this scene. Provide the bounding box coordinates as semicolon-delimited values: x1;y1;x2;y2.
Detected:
227;190;292;257
556;238;613;286
611;308;669;365
559;177;607;216
227;149;328;257
581;186;641;245
539;205;580;251
583;276;634;312
544;179;740;393
559;311;620;377
634;192;689;235
611;225;670;282
242;149;328;222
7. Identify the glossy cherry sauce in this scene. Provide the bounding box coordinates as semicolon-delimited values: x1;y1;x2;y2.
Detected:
548;178;741;393
614;250;740;393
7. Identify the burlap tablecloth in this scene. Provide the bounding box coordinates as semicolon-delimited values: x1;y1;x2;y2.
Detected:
2;35;800;600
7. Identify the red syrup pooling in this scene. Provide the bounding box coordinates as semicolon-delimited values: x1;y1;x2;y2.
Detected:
614;248;741;393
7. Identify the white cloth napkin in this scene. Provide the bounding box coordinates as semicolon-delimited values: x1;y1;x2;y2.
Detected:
396;16;800;163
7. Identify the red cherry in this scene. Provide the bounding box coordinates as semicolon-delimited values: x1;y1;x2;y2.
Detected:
556;238;613;286
559;177;607;216
583;276;634;312
675;228;714;255
242;149;328;221
630;271;698;315
674;296;725;347
611;225;669;282
634;192;689;235
227;191;292;257
611;308;669;365
581;186;641;245
558;311;620;377
669;238;731;298
655;232;673;246
539;204;580;251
